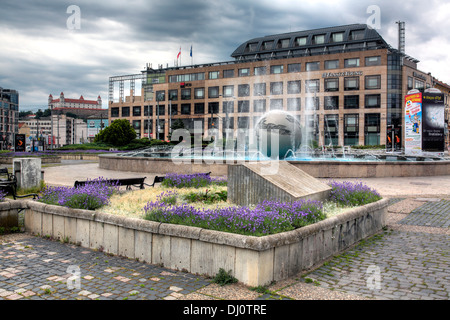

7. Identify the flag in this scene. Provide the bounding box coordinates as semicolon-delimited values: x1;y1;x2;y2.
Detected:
177;47;181;59
190;45;192;57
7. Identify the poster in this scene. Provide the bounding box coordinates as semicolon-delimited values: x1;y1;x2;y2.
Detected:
422;92;445;153
404;92;422;155
15;134;26;152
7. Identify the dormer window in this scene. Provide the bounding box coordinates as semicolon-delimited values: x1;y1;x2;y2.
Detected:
331;32;344;43
277;38;290;49
312;34;325;45
294;36;307;47
349;29;365;41
262;41;274;50
245;42;258;53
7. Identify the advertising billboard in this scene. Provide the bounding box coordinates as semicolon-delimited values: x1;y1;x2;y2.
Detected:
404;92;422;155
15;134;26;152
421;92;445;153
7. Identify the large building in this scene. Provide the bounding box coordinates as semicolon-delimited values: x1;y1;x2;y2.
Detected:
49;92;102;109
0;87;19;149
108;23;443;148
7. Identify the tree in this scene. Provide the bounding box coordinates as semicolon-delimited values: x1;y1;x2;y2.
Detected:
168;119;185;141
94;119;136;146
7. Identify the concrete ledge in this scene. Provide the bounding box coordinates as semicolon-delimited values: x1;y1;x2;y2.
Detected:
9;197;389;286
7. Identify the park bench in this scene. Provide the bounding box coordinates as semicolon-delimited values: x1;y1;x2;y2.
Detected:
0;167;39;200
74;177;147;190
148;172;212;187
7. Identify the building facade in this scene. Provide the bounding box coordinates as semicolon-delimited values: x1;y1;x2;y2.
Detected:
0;87;19;149
49;92;102;109
108;24;438;148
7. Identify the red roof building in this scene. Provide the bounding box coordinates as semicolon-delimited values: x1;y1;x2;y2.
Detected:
48;92;102;109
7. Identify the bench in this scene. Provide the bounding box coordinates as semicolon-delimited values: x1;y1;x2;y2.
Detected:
148;172;212;187
74;177;147;190
0;167;39;200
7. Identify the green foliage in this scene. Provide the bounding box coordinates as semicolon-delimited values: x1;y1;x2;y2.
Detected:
212;268;238;286
94;119;136;146
182;189;227;204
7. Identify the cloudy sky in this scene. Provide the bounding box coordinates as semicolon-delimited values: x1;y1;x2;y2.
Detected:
1;0;449;111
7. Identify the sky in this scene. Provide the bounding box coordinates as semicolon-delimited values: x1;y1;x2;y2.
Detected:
1;0;449;111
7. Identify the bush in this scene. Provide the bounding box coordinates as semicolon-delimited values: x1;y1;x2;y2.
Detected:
161;173;227;189
212;268;238;286
328;180;382;206
94;119;136;146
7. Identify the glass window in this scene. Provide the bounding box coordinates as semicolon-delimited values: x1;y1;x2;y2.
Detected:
133;106;141;117
277;38;290;49
111;107;119;117
407;76;413;90
294;36;307;46
208;102;219;114
331;32;344;43
209;71;220;80
170;104;177;115
194;103;205;114
157;105;165;116
181;104;191;115
238;101;250;113
365;94;381;108
254;66;266;76
415;79;425;90
156;91;165;101
238;84;250;97
306;62;320;71
181;88;191;100
344;77;359;91
349;29;365;41
223;85;234;97
364;113;380;145
324;60;339;69
121;107;130;117
270;82;283;95
238;117;249;129
262;41;274;50
305;97;319;110
133;120;141;130
324;96;339;110
253;83;266;96
270;65;284;74
344;58;360;68
238;68;250;77
365;56;381;66
270;99;283;110
365;75;381;90
223;69;234;78
344;95;360;109
245;42;258;53
223;101;234;114
305;79;320;93
194;87;204;99
168;89;178;101
253;100;266;113
287;98;301;111
208;86;219;98
312;34;325;45
144;105;152;116
287;81;301;94
288;63;301;73
324;114;339;145
344;114;359;146
325;78;339;92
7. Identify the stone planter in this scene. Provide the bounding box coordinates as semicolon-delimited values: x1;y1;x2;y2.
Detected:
8;198;389;286
0;156;61;164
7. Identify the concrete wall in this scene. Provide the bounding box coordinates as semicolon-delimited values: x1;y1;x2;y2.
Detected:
99;154;450;178
9;198;389;286
0;200;26;229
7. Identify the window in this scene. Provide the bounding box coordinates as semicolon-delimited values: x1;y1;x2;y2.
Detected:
208;86;219;98
168;72;205;83
325;60;339;70
181;88;191;100
288;63;301;73
349;29;365;41
325;78;339;92
277;38;290;49
364;113;380;145
194;103;205;114
270;99;283;110
344;58;360;68
238;68;250;77
133;106;141;117
223;101;234;114
365;56;381;66
324;115;339;145
344;77;359;91
365;94;381;108
312;34;326;45
262;41;274;50
287;98;301;111
324;96;339;110
111;107;119;117
168;89;178;101
238;84;250;97
253;100;266;113
253;83;266;96
306;62;320;71
344;95;360;109
305;97;319;110
208;102;219;114
331;32;344;43
209;71;220;80
194;88;205;99
305;79;320;93
157;105;165;116
133;120;141;130
181;104;191;115
144;105;152;116
407;76;413;90
156;91;165;101
170;104;178;115
344;58;359;68
238;117;249;129
415;79;425;90
121;107;130;117
287;81;301;94
270;82;283;95
221;85;234;98
365;75;381;90
223;69;235;78
344;114;359;146
254;66;266;76
270;65;284;74
294;36;307;46
245;42;258;53
238;101;250;113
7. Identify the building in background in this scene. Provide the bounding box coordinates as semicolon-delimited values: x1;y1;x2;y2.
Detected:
48;92;102;109
86;115;109;142
0;87;19;150
108;23;441;148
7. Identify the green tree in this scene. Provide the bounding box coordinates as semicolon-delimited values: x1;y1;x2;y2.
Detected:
94;119;136;146
168;119;185;141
